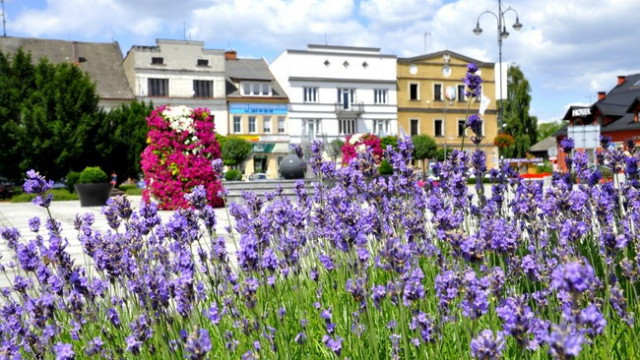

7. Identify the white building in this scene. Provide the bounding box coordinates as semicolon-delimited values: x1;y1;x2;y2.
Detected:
123;39;229;134
270;44;398;145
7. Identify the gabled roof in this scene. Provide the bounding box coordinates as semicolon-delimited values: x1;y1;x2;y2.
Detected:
592;73;640;117
225;58;288;98
0;36;134;100
529;136;557;152
398;49;493;67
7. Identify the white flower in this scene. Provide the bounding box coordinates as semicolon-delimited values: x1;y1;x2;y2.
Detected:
163;106;195;134
356;144;366;153
349;133;363;145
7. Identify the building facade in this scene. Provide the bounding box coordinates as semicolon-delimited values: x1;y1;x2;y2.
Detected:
270;44;397;146
397;51;499;166
225;51;290;179
0;36;135;110
122;39;229;134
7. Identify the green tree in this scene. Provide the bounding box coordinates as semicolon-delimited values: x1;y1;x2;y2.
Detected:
17;59;102;180
327;138;344;163
501;64;538;158
381;135;398;151
221;137;252;169
537;121;564;140
0;49;36;182
412;134;437;175
97;101;154;181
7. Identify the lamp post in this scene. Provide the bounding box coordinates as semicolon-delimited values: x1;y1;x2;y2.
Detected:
473;0;522;133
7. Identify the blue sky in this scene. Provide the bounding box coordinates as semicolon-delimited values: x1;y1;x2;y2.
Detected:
3;0;639;125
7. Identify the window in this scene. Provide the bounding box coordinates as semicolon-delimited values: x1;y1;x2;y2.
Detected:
278;117;286;133
193;80;213;98
263;116;272;134
434;119;444;137
242;82;270;96
434;84;442;101
233;116;241;133
374;120;390;136
339;119;356;135
409;83;419;100
249;116;256;133
410;119;419;136
458;119;466;137
374;89;388;104
197;59;209;66
151;57;164;65
457;85;466;102
337;88;356;109
304;119;321;139
148;78;168;96
304;87;318;102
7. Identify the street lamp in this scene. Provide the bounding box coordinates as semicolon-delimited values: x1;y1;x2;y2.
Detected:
473;0;522;132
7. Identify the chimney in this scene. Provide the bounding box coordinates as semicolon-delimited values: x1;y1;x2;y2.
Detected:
617;75;626;85
225;50;237;60
597;91;606;101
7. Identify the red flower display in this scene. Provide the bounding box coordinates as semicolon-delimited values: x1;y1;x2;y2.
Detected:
141;105;224;209
341;133;383;166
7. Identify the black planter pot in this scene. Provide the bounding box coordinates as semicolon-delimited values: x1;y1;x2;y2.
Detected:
74;183;114;207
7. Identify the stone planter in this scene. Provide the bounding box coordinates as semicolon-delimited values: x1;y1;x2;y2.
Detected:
74;183;113;207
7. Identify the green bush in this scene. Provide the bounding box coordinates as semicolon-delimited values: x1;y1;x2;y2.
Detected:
225;169;243;181
66;171;81;192
378;159;394;175
118;184;137;192
536;162;553;173
10;189;78;202
78;167;108;184
118;184;142;196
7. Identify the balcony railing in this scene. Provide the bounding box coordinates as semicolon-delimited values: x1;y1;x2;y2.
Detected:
334;102;364;117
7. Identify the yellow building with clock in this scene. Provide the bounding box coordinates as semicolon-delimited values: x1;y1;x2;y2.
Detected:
397;50;499;167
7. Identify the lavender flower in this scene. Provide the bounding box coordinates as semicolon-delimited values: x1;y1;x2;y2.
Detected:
23;169;53;194
561;137;575;153
470;329;504;360
463;63;483;98
185;328;212;360
547;323;584;359
466;114;483;135
53;342;75;360
550;261;599;294
322;335;343;356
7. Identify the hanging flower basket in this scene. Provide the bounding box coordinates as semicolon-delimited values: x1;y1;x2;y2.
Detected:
494;133;515;148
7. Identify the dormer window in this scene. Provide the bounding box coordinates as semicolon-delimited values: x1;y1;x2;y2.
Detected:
197;59;209;66
241;81;271;96
151;57;164;65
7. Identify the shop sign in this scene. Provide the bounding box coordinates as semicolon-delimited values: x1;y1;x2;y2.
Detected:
230;103;288;115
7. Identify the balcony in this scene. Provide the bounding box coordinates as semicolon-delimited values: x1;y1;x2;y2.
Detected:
334;102;364;118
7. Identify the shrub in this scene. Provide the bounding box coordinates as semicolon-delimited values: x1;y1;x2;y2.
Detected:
66;171;80;192
77;166;108;184
225;169;243;181
10;188;78;202
378;159;394;175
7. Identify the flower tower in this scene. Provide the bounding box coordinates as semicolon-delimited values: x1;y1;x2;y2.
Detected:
341;133;383;166
141;105;224;209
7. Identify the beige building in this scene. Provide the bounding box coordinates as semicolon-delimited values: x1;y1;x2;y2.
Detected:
225;51;290;179
397;50;499;167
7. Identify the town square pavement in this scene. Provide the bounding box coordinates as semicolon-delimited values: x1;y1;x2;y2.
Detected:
0;196;237;288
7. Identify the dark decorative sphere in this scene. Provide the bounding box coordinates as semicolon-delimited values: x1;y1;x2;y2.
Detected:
280;154;305;179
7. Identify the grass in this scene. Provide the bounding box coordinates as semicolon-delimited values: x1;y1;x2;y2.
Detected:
10;188;78;202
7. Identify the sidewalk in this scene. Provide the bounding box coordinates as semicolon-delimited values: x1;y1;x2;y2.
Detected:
0;196;237;287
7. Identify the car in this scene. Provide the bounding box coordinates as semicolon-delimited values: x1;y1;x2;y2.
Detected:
247;173;268;181
0;176;16;199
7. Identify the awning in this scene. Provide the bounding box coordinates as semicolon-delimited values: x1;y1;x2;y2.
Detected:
251;142;290;154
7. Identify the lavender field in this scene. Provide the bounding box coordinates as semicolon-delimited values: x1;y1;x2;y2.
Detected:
1;135;639;359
